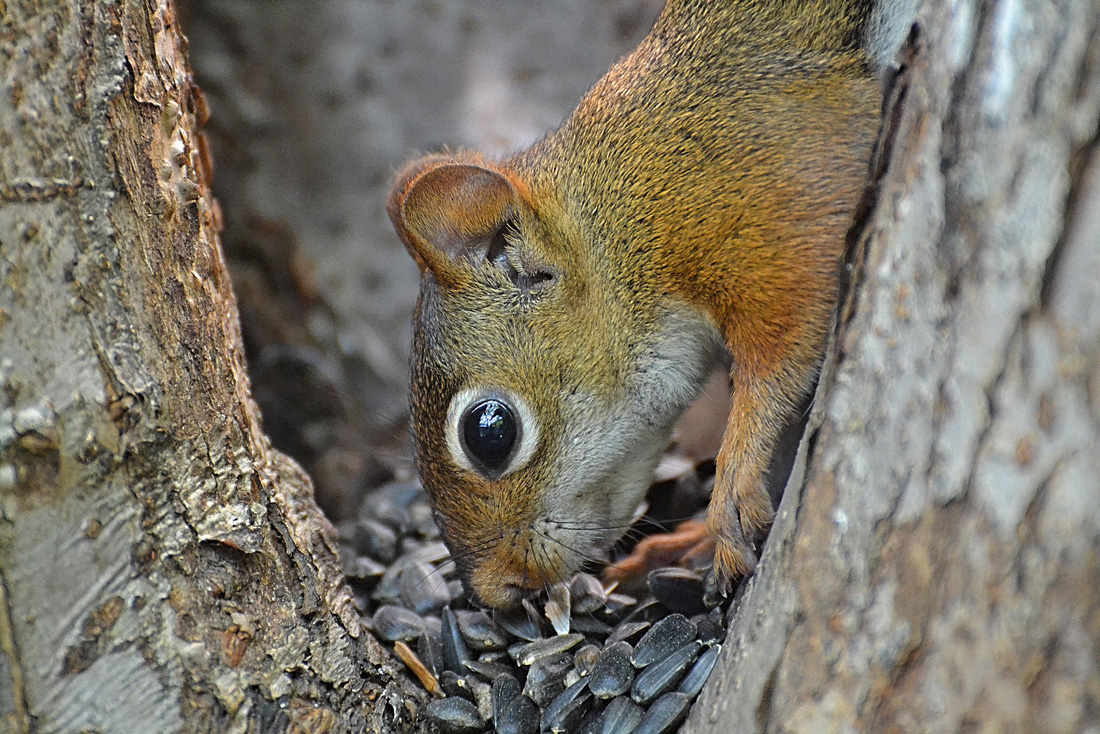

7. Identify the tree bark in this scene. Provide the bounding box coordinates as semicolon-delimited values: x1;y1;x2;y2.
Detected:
684;1;1100;732
0;1;427;731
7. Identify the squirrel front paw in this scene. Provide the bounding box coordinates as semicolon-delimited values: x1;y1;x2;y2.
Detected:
706;511;759;597
705;477;775;596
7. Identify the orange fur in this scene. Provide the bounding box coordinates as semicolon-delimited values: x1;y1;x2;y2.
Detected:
388;0;881;607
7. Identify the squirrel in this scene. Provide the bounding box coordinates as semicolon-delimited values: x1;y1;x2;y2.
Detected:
387;0;915;609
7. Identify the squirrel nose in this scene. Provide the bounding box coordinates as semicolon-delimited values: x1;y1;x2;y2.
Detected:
470;563;547;610
474;580;528;610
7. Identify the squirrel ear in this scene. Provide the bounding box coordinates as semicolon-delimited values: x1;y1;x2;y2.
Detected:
387;158;518;280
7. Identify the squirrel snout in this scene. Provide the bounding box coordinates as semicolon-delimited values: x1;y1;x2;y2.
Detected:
463;539;558;610
468;569;541;610
444;515;608;610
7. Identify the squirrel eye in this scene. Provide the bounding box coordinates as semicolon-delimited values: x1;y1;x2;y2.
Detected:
461;399;518;473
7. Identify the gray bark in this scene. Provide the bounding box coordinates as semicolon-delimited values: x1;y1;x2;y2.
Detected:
0;1;426;731
685;1;1100;732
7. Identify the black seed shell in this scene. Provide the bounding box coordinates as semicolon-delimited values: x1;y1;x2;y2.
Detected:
425;696;483;734
634;692;690;734
598;696;645;734
542;678;592;733
369;604;424;642
631;614;697;668
441;606;472;674
647;567;708;616
678;644;721;698
589;642;634;699
631;640;702;704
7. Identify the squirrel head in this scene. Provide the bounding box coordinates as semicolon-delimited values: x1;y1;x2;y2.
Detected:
387;155;720;608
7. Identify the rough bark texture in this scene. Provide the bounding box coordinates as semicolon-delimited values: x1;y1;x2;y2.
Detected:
684;1;1100;732
0;1;427;731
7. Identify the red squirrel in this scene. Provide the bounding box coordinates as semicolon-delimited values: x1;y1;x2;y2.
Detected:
387;0;912;608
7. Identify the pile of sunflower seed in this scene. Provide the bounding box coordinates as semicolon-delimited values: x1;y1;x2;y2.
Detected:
338;478;728;734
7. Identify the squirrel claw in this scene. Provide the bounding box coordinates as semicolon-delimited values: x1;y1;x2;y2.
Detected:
707;511;759;598
702;567;726;606
703;544;756;606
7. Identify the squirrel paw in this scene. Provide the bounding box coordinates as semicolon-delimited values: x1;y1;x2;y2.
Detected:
602;518;713;590
706;515;759;598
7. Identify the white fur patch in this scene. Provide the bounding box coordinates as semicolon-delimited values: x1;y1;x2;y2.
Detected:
445;386;541;478
537;304;723;549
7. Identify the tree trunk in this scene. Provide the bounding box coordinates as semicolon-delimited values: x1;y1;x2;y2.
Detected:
2;0;1097;733
684;1;1100;732
0;1;427;731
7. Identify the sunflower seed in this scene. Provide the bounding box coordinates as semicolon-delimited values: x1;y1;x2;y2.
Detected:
575;707;605;734
342;552;387;582
425;696;483;734
678;643;721;698
360;480;421;531
417;628;444;676
441;606;472;674
478;649;510;664
400;539;451;566
369;558;409;605
570;574;608;615
603;593;638;618
465;674;493;722
597;696;645;734
589;641;634;699
455;609;509;652
398;561;451;615
631;640;702;704
464;658;515;682
573;644;601;676
491;672;521;720
545;581;572;635
352;517;399;563
510;633;584;666
571;614;613;637
496;598;547;641
634;691;690;734
523;651;574;707
422;613;442;637
616;597;662;626
495;693;540;734
439;670;469;700
694;607;726;644
647;567;708;616
542;678;592;733
369;604;424;642
631;614;697;668
606;620;649;646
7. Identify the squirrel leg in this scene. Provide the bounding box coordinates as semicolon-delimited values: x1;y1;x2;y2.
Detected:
602;518;713;588
707;373;787;591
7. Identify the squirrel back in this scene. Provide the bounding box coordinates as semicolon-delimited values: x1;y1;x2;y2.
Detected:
389;0;912;608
